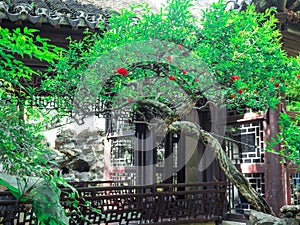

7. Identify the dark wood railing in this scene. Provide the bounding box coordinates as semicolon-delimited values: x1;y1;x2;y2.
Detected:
0;181;227;225
0;190;38;224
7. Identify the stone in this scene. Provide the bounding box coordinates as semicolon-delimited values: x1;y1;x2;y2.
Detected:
55;156;65;163
65;138;77;143
280;205;300;218
57;129;76;138
52;128;105;181
246;210;299;225
60;148;80;157
90;161;104;170
55;137;65;150
61;142;76;149
80;154;96;163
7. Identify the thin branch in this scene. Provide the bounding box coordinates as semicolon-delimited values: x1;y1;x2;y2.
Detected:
192;100;215;110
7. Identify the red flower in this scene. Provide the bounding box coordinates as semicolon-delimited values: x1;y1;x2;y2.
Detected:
230;75;240;82
275;83;280;88
297;74;300;79
194;78;199;82
231;93;236;99
116;67;128;76
182;70;187;75
269;77;274;82
167;56;172;61
178;43;183;50
238;89;243;94
128;97;133;103
169;76;176;81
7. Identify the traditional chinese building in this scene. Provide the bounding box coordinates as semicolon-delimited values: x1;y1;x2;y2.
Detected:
0;0;299;218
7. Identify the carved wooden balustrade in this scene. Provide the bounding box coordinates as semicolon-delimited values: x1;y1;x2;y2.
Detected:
0;181;227;225
61;181;227;225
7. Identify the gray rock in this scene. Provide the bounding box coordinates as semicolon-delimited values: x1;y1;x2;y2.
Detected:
246;210;299;225
55;156;65;163
60;148;80;157
57;129;76;138
91;161;104;170
80;154;96;164
52;128;105;181
55;137;65;149
280;205;300;218
61;142;76;149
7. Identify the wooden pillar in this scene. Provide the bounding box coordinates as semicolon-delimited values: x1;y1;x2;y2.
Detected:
264;108;288;216
104;114;112;181
177;133;186;184
163;133;173;183
135;129;143;185
104;134;112;181
135;124;156;185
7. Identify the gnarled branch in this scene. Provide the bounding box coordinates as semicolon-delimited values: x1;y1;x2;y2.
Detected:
168;120;274;215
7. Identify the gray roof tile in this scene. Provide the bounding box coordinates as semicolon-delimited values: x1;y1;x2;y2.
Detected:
0;0;114;29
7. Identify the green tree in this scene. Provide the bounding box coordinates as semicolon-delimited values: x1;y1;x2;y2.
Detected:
268;113;300;165
44;0;300;215
0;27;61;98
286;56;300;111
0;26;70;224
0;25;63;178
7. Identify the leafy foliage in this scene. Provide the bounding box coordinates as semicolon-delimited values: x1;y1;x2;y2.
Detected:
0;26;64;178
286;56;300;111
0;0;298;220
197;2;293;110
267;113;300;164
0;173;69;225
0;26;70;224
0;107;53;177
0;26;62;99
44;0;298;115
43;0;300;167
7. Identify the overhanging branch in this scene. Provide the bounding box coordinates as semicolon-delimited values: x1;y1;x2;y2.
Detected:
168;120;274;215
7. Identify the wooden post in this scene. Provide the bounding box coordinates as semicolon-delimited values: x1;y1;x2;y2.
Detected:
264;107;288;216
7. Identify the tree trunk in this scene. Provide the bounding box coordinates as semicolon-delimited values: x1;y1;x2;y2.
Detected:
138;99;274;215
168;121;274;215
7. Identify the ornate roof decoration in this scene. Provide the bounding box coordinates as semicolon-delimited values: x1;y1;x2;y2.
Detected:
0;0;115;29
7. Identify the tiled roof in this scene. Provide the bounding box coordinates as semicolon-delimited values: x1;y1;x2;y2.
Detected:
0;0;217;29
0;0;225;29
0;0;115;29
